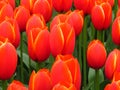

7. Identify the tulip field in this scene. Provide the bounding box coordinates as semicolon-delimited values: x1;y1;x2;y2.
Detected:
0;0;120;90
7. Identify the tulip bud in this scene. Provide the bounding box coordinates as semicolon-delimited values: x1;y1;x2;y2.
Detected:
87;40;107;69
4;0;15;9
50;23;75;57
14;5;30;31
29;69;52;90
104;82;120;90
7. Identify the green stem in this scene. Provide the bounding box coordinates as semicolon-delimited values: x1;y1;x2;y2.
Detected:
97;30;102;41
91;23;96;40
2;80;7;90
20;32;24;82
29;57;31;75
113;0;118;18
94;70;99;90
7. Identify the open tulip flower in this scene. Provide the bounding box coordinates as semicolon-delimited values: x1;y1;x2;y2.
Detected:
0;17;20;48
87;40;107;69
7;80;28;90
28;28;50;62
29;69;52;90
26;14;47;35
91;2;112;30
0;1;14;23
0;37;17;80
50;23;75;57
14;5;30;31
52;0;72;12
51;54;81;90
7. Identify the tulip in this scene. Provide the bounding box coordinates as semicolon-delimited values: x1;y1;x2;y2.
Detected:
105;49;120;80
14;5;30;31
0;37;17;80
4;0;15;9
66;10;84;36
87;40;107;69
28;28;50;62
0;1;13;23
29;69;52;90
32;0;53;22
104;82;120;90
0;17;20;48
51;54;81;90
26;14;47;35
7;80;27;90
119;0;120;7
91;2;112;30
50;23;75;57
116;9;120;17
52;0;72;12
112;16;120;45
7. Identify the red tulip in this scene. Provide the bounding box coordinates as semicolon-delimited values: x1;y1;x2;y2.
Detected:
32;0;53;22
3;0;15;9
52;0;72;12
50;23;75;57
119;0;120;7
29;69;52;90
26;14;47;35
105;49;120;80
0;1;13;23
0;37;17;80
104;82;120;90
0;17;20;48
28;28;50;62
112;16;120;45
51;54;81;90
7;80;27;90
14;5;30;31
87;40;107;69
66;10;84;36
91;2;112;30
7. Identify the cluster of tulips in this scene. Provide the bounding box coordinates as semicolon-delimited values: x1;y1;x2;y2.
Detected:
1;0;120;90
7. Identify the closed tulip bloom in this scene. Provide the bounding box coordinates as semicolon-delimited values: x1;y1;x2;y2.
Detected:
4;0;15;9
28;28;50;62
51;55;81;90
52;0;72;12
104;82;120;90
50;23;75;57
87;40;107;69
29;69;52;90
0;37;17;80
14;5;30;31
7;80;28;90
32;0;53;22
0;17;20;48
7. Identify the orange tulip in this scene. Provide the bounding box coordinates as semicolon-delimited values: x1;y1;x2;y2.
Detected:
112;16;120;45
0;37;17;80
105;49;120;80
26;14;47;35
3;0;15;9
104;82;120;90
0;17;20;48
91;2;112;30
87;40;107;69
0;1;13;23
28;28;50;62
7;80;27;90
29;69;52;90
51;55;81;90
50;23;75;57
14;5;30;31
32;0;53;22
52;0;72;12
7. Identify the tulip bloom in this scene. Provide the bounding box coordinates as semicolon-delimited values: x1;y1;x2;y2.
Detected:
32;0;53;22
14;5;30;31
105;49;120;80
0;17;20;48
4;0;15;9
28;28;50;62
91;2;112;30
26;14;47;35
7;80;27;90
66;10;84;36
51;55;81;90
50;23;75;57
0;37;17;80
112;17;120;45
0;1;13;23
87;40;107;69
52;0;72;12
29;69;52;90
